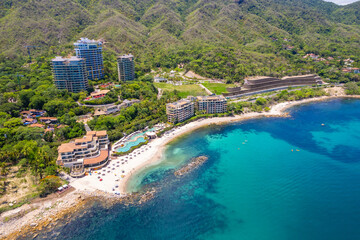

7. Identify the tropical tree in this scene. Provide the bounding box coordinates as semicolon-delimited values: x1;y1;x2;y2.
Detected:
0;162;9;176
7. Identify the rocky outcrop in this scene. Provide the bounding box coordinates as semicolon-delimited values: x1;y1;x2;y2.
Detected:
174;156;208;177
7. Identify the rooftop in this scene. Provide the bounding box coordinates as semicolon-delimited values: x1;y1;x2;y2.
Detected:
74;38;101;44
90;90;110;97
45;128;54;132
244;75;319;82
118;54;134;59
58;142;78;153
39;117;58;120
29;123;44;128
167;99;192;108
245;76;276;81
146;132;157;136
24;118;35;122
52;56;84;62
29;109;44;112
58;131;108;152
95;130;107;137
74;135;96;144
87;131;107;137
83;150;108;165
197;95;226;101
281;74;317;80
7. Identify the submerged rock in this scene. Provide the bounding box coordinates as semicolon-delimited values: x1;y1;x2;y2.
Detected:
174;156;208;177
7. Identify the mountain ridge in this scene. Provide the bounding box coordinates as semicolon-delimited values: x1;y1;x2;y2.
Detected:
1;0;359;54
0;0;359;82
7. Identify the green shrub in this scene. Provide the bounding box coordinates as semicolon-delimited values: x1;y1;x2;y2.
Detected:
37;175;62;197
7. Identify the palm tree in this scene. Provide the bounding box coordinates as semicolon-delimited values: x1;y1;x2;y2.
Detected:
33;146;52;180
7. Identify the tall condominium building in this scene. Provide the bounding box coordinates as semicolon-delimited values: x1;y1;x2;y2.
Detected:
52;56;88;93
117;54;135;81
196;95;227;114
166;99;195;123
57;131;109;176
74;38;104;80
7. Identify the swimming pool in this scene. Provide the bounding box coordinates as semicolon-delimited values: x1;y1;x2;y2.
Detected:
115;128;157;153
116;136;146;153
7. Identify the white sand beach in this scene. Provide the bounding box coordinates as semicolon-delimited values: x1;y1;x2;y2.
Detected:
99;93;360;195
66;88;360;196
71;96;328;195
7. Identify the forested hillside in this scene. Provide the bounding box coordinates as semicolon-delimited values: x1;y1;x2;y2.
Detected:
0;0;359;82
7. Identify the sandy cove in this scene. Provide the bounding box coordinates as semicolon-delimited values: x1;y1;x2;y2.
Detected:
2;92;360;239
119;94;360;193
70;104;288;195
118;94;360;193
118;111;286;193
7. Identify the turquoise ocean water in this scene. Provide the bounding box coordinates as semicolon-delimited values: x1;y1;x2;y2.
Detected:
32;99;360;240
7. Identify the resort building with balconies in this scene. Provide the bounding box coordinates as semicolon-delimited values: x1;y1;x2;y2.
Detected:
196;95;227;114
117;54;135;81
57;131;109;176
223;74;323;98
74;38;104;80
166;99;195;123
52;56;88;93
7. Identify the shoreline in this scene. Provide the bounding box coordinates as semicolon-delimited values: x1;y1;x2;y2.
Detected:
119;94;360;193
2;93;360;239
119;112;284;193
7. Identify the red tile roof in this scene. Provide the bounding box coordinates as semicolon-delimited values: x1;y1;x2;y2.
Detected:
29;123;44;128
83;150;108;165
39;117;58;120
24;118;35;122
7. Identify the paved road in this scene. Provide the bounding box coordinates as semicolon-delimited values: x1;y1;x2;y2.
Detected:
157;88;163;100
231;85;335;103
84;123;91;132
199;83;213;95
77;101;116;108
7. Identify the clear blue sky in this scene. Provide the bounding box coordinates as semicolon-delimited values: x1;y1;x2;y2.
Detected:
324;0;358;5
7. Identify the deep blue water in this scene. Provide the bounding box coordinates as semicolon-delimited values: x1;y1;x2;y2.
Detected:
34;99;360;240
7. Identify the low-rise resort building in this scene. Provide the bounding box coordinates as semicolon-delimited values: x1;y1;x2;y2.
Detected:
39;117;58;124
57;131;110;177
90;89;110;98
166;99;195;123
84;89;110;101
93;99;141;116
20;109;46;118
223;74;323;98
197;95;227;114
20;110;60;131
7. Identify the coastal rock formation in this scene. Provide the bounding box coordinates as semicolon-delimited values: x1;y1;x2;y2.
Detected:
3;189;159;240
138;188;157;204
174;156;208;177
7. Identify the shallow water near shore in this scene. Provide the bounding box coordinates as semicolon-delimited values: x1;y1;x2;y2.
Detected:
32;98;360;240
